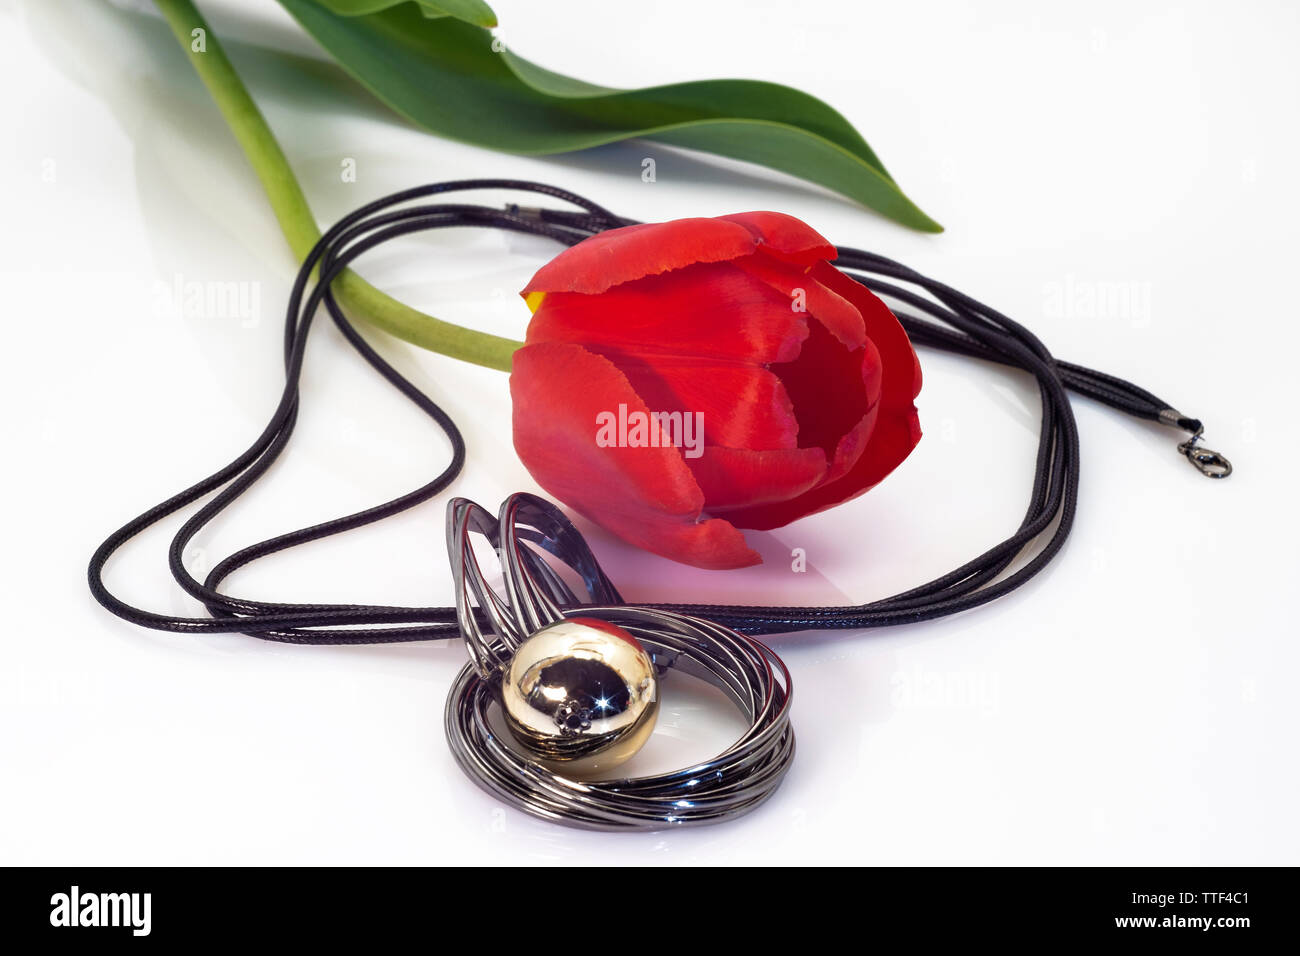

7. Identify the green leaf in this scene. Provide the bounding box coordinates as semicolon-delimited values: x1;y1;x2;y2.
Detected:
275;0;941;231
315;0;498;29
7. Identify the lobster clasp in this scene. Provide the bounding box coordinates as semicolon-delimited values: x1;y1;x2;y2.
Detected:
1177;431;1233;479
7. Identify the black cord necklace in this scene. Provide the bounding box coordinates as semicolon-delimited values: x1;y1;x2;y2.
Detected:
88;178;1229;645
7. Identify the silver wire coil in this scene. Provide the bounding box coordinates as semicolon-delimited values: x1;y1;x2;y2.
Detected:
444;494;795;831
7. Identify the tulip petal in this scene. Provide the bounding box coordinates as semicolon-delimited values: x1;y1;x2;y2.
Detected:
770;317;879;463
821;400;879;487
717;211;838;264
817;336;886;485
622;515;763;571
733;251;867;350
688;445;827;510
510;342;760;568
813;262;923;411
521;218;759;295
525;261;809;365
612;358;800;451
717;268;921;531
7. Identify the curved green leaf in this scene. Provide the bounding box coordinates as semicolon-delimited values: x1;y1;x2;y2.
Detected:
317;0;497;28
275;0;941;231
416;1;496;25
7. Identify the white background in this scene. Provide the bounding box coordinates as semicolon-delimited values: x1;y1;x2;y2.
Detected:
2;0;1297;865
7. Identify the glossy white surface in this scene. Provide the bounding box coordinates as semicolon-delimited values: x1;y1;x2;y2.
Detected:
1;0;1296;864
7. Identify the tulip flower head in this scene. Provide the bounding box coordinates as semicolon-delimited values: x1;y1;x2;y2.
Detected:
511;212;922;569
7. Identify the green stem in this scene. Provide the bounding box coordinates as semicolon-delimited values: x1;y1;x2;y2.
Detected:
152;0;521;372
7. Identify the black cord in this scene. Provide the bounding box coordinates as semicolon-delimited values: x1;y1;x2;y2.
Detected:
88;179;1224;644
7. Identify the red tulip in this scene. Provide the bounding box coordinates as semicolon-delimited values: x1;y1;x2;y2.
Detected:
510;212;922;569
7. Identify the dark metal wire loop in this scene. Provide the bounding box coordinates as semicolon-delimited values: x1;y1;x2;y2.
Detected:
445;493;794;830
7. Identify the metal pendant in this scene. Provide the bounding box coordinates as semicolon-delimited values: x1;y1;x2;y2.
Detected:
500;616;660;777
445;493;795;830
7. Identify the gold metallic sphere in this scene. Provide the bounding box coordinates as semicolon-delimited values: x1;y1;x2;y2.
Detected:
500;617;659;778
